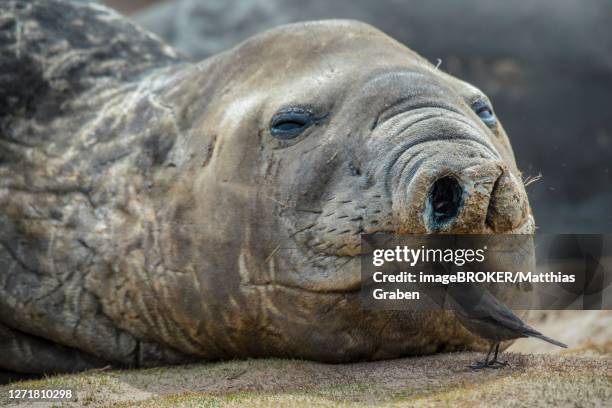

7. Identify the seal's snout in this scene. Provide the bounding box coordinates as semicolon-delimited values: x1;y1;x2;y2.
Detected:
392;157;531;234
421;163;530;233
429;176;463;227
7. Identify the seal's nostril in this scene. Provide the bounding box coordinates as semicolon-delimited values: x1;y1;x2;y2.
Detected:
429;176;463;226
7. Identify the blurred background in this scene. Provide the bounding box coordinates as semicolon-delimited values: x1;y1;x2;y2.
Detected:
101;0;612;233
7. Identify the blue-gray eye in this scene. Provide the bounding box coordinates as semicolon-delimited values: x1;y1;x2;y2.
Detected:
472;101;497;127
270;108;316;139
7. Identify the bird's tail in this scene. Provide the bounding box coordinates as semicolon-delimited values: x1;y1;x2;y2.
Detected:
528;332;568;348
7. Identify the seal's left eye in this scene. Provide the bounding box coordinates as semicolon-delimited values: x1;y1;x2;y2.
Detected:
472;101;497;127
270;108;316;140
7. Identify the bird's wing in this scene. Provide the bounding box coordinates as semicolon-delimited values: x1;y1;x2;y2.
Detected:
457;285;529;332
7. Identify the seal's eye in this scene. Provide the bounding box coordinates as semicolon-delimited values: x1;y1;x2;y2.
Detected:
472;100;497;127
270;108;316;139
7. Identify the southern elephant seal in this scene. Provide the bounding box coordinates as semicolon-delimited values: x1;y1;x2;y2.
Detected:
0;0;533;376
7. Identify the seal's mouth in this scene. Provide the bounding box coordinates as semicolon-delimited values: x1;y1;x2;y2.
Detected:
283;214;534;294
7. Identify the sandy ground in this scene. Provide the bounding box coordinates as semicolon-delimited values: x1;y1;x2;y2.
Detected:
0;353;609;407
1;311;610;407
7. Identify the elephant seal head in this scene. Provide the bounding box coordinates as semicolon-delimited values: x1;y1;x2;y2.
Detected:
144;20;533;361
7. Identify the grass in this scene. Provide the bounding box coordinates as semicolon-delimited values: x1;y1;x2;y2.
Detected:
1;352;610;407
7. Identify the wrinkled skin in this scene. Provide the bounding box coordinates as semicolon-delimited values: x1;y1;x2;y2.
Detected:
0;1;533;376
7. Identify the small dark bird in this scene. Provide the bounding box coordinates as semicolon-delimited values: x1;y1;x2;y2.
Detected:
448;284;567;369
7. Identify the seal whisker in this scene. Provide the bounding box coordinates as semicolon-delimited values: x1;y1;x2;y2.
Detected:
522;173;542;187
263;195;291;207
264;244;281;263
326;152;338;163
294;208;323;214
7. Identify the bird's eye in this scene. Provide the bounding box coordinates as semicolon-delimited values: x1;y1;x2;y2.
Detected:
472;101;497;127
270;108;316;140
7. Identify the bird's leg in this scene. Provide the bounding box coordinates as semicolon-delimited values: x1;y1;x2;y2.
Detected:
469;343;495;369
487;343;508;367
